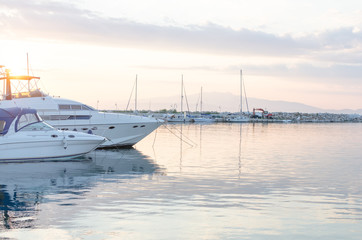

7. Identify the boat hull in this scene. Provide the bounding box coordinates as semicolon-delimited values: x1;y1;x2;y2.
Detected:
46;121;161;147
0;132;105;161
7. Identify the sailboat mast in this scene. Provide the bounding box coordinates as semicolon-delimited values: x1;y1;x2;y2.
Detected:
181;74;184;114
135;74;138;113
200;86;203;113
240;69;243;114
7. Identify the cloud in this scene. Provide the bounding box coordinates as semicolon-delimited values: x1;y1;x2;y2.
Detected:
232;63;362;85
3;1;301;57
135;62;362;86
1;0;361;62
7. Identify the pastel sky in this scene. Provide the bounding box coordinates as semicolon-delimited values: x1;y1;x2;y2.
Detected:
0;0;362;111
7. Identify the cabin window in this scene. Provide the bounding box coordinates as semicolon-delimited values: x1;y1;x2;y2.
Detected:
133;125;138;128
0;120;6;134
68;115;91;120
19;121;54;131
59;104;71;110
49;115;71;121
47;115;91;120
58;104;95;111
81;105;96;111
109;126;115;129
71;105;82;110
41;115;50;120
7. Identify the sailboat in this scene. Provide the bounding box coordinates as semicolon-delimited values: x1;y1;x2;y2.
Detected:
0;64;162;148
227;69;250;123
166;75;192;123
190;87;215;123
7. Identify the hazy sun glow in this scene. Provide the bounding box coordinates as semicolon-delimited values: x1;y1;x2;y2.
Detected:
0;1;362;112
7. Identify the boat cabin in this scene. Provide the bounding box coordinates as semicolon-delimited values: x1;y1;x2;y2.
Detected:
0;107;50;136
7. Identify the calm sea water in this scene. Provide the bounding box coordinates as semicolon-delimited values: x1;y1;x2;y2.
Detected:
1;123;362;239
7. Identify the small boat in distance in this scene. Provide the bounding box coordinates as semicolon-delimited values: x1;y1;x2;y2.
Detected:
164;75;189;122
0;107;105;162
226;69;250;123
164;76;215;123
0;66;162;148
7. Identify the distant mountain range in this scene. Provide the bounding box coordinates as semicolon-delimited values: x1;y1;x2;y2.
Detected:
135;92;362;114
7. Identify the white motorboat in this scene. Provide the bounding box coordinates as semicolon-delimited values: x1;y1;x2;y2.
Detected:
164;113;191;122
0;107;106;161
0;67;162;147
226;115;250;123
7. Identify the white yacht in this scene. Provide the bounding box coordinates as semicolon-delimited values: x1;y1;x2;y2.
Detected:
226;115;250;123
0;67;162;147
0;107;106;161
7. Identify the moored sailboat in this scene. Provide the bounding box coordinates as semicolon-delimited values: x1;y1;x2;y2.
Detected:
226;69;250;122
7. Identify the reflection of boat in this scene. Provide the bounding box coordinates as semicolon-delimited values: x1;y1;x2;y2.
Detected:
0;148;164;229
0;107;105;161
86;149;164;175
0;67;162;148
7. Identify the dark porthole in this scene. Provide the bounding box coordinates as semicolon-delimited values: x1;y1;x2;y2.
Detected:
82;128;88;131
133;125;138;128
51;135;58;138
109;126;115;129
68;135;75;138
140;125;145;128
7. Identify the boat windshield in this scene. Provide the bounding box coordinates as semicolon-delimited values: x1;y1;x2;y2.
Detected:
0;120;6;135
17;113;39;129
18;121;55;132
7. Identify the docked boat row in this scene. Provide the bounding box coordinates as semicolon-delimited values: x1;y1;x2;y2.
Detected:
0;65;163;161
160;71;250;123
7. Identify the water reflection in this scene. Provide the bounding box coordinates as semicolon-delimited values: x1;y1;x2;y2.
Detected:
140;123;362;222
2;123;362;239
0;149;164;230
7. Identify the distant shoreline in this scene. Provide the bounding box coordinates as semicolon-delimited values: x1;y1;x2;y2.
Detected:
107;110;362;123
